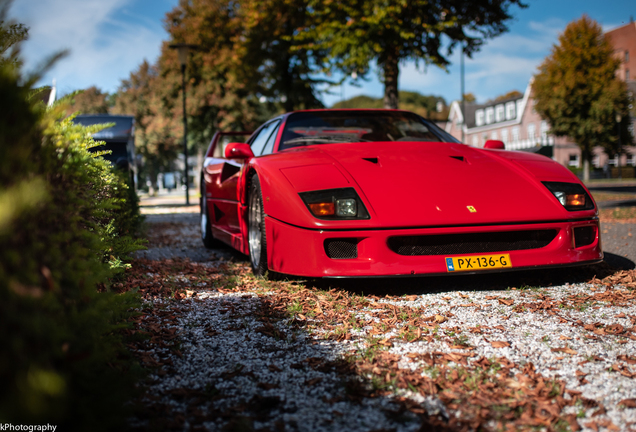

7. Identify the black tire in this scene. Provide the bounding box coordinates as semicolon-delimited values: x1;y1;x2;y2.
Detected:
248;175;269;276
201;182;222;249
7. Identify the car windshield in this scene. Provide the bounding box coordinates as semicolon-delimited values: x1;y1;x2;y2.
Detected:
279;111;458;150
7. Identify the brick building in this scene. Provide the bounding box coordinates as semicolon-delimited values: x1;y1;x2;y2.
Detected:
445;21;636;175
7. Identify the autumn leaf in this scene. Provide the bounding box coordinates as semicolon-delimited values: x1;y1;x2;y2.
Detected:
619;398;636;408
434;315;447;324
489;340;510;348
551;347;577;355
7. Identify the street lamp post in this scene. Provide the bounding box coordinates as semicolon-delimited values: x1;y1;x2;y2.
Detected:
461;44;465;144
617;113;623;180
169;43;199;205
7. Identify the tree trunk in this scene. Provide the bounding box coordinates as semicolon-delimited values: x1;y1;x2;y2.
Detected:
582;146;590;182
382;50;400;109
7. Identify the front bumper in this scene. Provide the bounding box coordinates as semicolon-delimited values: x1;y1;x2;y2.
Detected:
265;216;603;277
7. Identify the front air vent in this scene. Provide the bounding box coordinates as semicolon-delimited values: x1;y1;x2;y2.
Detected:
325;238;358;259
362;157;379;164
450;156;465;162
574;226;596;248
220;162;241;182
388;230;557;256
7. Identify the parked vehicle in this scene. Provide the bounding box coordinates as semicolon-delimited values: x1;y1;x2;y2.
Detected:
73;115;136;186
201;109;602;278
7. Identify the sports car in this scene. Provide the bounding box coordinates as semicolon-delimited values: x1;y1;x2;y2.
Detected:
200;109;602;278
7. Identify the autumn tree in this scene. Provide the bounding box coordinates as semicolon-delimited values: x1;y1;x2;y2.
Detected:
112;60;181;191
295;0;527;109
239;0;328;112
533;15;632;181
64;86;111;116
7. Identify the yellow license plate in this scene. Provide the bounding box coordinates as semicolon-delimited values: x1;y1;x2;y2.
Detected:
445;254;511;272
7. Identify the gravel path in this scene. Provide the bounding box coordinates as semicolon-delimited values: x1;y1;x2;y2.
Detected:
128;212;636;431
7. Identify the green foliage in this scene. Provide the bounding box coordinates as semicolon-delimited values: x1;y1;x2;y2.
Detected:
0;1;27;68
332;90;448;119
295;0;527;108
63;86;112;117
533;15;633;180
0;37;144;430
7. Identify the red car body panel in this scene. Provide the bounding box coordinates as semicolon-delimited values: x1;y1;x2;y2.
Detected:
201;110;603;277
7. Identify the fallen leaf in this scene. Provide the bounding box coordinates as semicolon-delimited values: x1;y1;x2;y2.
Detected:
434;315;447;324
489;340;510;348
551;347;577;355
498;298;514;306
619;398;636;408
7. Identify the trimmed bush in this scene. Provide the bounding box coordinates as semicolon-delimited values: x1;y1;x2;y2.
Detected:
0;59;144;429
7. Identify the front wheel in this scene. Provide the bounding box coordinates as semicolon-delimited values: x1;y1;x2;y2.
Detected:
248;175;268;276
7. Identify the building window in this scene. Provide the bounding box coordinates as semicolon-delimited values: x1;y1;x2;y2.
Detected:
485;107;494;124
627;69;630;81
516;100;523;118
475;110;484;126
512;127;520;142
626;50;630;63
472;136;479;147
501;129;508;143
627;153;635;166
491;130;498;140
505;102;516;120
540;121;549;139
527;123;536;141
569;154;579;168
609;155;619;166
495;105;504;122
592;155;600;168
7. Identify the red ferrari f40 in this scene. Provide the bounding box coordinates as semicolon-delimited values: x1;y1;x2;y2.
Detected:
200;110;602;278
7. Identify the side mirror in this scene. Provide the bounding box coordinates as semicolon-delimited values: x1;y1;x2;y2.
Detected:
224;143;254;159
484;140;505;150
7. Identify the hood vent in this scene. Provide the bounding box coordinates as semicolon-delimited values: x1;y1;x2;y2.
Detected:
450;156;465;162
362;157;379;164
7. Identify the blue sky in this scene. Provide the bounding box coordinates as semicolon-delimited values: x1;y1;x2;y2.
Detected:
9;0;636;108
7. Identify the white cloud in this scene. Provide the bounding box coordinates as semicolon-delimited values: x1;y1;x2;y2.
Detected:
395;18;564;104
9;0;172;95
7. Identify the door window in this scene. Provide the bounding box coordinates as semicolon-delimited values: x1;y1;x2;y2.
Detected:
261;121;281;155
250;121;279;156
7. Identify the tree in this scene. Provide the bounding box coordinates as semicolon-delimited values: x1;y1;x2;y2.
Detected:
332;90;448;119
533;15;632;181
295;0;527;109
491;90;522;103
0;1;27;68
63;86;111;116
112;60;181;192
462;93;476;103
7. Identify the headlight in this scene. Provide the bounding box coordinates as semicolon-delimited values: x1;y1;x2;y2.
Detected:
299;188;370;220
542;182;594;211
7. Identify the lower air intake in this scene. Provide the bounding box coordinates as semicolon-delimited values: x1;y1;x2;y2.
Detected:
574;226;596;248
388;230;557;256
325;238;358;259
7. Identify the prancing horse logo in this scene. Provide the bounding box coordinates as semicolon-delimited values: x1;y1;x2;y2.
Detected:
467;206;477;213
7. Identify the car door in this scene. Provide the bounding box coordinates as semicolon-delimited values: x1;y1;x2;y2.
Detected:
213;123;281;233
203;132;251;234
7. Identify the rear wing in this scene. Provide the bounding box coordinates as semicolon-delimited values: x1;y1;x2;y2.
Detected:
205;131;253;158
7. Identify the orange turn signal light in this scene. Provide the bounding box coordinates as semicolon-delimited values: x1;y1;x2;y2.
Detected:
566;194;586;207
309;202;335;216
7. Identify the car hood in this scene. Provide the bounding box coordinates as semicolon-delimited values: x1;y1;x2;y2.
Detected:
276;141;578;228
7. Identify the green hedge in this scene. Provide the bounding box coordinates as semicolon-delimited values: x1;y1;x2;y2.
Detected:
0;61;144;429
